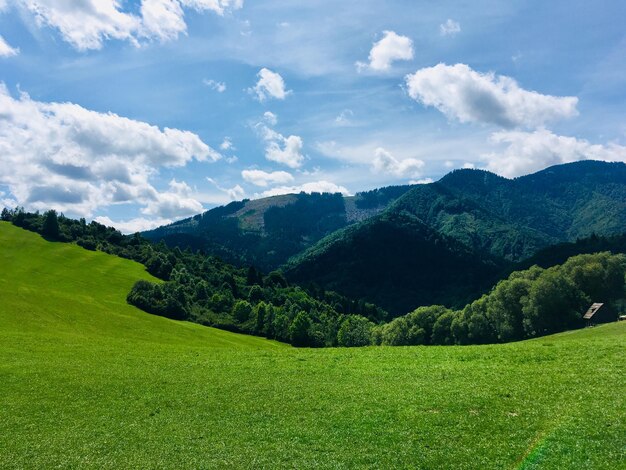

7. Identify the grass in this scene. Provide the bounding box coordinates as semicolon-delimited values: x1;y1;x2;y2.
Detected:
0;221;624;469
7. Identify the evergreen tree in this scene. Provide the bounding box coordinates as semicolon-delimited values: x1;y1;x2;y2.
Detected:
42;210;60;239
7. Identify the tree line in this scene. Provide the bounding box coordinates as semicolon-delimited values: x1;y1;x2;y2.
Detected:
372;252;625;346
3;207;624;348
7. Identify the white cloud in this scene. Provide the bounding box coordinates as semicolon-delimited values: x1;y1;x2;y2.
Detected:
266;135;304;168
462;162;475;169
255;117;305;168
250;68;291;101
15;0;243;50
405;63;578;128
356;30;413;72
142;179;204;218
220;137;233;150
439;19;461;36
140;0;186;42
204;79;227;93
94;215;173;234
410;178;433;185
263;111;278;125
372;147;424;179
0;35;18;57
0;84;217;218
260;181;350;197
483;128;626;177
335;109;354;126
206;177;245;200
241;169;294;187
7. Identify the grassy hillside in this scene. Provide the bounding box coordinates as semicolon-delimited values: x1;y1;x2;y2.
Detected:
0;222;282;348
1;222;624;468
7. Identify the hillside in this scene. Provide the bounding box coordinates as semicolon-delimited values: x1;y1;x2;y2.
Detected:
1;221;624;468
287;210;506;315
286;161;626;314
143;185;412;270
0;222;281;349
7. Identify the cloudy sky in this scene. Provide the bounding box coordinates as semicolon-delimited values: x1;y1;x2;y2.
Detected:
0;1;625;232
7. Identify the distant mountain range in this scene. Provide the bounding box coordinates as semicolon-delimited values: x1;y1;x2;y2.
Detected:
145;161;626;315
143;185;412;270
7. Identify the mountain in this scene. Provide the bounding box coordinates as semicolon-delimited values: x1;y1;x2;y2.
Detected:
143;185;412;270
285;161;626;315
144;160;626;316
284;210;506;316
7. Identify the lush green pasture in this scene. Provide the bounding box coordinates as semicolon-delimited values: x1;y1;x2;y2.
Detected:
0;222;624;469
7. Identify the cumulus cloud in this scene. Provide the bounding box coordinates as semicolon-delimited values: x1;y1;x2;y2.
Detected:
483;128;626;177
255;117;305;168
0;84;217;218
439;19;461;36
203;79;227;93
357;30;413;72
142;179;204;218
14;0;243;50
250;68;291;101
241;169;294;187
260;181;350;197
265;135;304;168
372;147;424;178
405;63;578;128
0;35;18;57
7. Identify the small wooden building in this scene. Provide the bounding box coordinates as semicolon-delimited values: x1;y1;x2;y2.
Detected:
583;303;616;326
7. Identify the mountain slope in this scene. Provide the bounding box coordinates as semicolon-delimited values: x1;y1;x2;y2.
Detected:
0;222;282;349
286;161;626;315
143;185;412;270
286;210;505;315
392;160;626;261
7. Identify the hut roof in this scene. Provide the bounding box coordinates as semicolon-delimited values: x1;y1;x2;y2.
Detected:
583;303;604;320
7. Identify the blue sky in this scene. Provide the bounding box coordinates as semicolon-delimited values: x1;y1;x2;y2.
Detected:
0;0;625;232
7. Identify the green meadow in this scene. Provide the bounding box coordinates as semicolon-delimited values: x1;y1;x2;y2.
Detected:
0;221;624;469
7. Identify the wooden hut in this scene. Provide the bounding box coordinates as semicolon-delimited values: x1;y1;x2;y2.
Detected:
583;303;616;326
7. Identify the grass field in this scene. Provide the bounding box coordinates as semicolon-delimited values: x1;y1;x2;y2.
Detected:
0;221;624;469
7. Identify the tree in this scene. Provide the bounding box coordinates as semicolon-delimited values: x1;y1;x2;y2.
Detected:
42;210;59;239
521;269;585;337
248;285;264;303
289;311;312;346
337;315;373;347
232;300;252;323
431;311;456;345
1;208;11;221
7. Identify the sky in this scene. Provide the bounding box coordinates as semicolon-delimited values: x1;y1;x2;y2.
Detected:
0;0;625;232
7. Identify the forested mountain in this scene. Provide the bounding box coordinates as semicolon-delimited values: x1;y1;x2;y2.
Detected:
143;185;412;271
285;210;506;315
285;161;626;315
143;161;626;316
